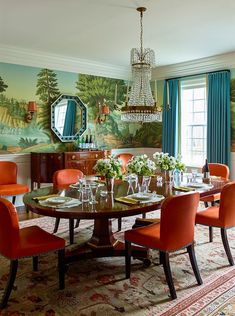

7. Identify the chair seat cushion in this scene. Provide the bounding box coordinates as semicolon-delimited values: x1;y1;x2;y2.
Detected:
10;226;65;259
195;206;222;227
125;223;163;250
0;184;29;196
200;193;221;203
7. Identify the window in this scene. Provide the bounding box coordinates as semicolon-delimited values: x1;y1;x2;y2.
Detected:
180;77;207;167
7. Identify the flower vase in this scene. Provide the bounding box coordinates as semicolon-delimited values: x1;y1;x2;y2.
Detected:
164;170;173;184
106;177;114;193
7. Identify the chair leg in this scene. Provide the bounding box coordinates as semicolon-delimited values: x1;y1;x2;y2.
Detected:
75;219;80;228
211;201;215;206
209;226;213;242
58;249;65;290
53;218;60;233
69;219;74;244
125;241;132;279
117;218;122;231
221;228;234;266
12;196;16;205
187;244;203;285
204;201;209;208
1;259;18;309
142;213;146;219
161;251;177;300
32;256;38;271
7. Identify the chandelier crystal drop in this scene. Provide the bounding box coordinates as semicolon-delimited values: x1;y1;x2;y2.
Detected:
121;7;162;123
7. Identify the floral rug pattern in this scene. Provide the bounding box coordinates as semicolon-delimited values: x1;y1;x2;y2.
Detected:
0;211;234;316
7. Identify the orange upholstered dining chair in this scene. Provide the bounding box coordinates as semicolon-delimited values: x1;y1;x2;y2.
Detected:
196;181;235;266
125;192;202;300
0;161;29;205
53;169;84;244
200;163;229;242
0;198;65;309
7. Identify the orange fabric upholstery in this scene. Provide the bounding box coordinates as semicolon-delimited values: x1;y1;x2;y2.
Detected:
0;198;65;308
200;163;229;203
196;181;235;265
52;169;84;244
124;192;202;299
0;162;29;201
125;192;200;252
53;169;84;188
115;153;134;173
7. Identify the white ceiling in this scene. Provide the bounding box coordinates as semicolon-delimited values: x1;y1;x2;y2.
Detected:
1;0;235;70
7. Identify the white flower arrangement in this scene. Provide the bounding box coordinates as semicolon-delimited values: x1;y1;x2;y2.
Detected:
126;154;156;176
93;155;123;179
153;152;186;171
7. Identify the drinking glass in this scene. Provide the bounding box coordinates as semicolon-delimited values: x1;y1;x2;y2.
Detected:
89;183;99;204
127;174;136;195
156;175;163;186
142;176;151;193
81;186;91;203
191;169;198;183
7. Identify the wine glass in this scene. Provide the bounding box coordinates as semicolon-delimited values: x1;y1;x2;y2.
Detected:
89;182;99;204
142;176;151;193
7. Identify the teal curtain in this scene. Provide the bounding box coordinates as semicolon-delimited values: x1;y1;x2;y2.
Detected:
162;79;179;157
207;71;231;168
63;100;77;136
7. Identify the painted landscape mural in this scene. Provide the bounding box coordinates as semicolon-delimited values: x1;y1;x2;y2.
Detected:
0;62;163;153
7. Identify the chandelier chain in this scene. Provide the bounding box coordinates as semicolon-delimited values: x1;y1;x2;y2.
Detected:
140;10;143;60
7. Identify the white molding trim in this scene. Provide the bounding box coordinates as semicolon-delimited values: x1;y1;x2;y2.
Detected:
152;51;235;80
0;44;130;80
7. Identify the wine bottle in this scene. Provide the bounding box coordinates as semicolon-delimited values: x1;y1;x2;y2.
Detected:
76;135;81;150
85;135;89;150
89;134;93;150
80;136;85;150
202;159;210;179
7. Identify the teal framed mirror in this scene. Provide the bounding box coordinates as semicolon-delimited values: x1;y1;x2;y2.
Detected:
51;94;87;142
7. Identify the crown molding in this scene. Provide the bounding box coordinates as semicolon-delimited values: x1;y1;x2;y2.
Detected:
152;51;235;80
0;44;130;80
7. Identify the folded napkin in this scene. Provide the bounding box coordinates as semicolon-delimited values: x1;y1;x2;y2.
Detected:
173;186;195;192
33;194;60;202
115;196;140;205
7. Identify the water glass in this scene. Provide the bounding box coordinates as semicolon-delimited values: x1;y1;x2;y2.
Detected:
81;186;91;203
126;174;136;195
142;176;151;193
89;183;99;204
191;168;198;183
156;175;163;186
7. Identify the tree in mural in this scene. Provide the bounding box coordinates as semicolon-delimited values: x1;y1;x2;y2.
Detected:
0;76;8;93
135;122;162;147
36;68;60;142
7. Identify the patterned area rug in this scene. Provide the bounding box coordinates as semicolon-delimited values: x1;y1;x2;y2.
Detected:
0;211;234;316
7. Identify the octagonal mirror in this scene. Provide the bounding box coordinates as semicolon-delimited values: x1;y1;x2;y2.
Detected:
51;94;87;142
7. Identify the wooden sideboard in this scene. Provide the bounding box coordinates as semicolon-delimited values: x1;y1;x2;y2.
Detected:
31;150;109;190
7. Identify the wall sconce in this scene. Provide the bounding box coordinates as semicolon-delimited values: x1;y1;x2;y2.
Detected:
96;101;110;124
25;101;37;123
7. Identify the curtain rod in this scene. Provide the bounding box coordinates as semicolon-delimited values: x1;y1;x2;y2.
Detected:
166;69;230;81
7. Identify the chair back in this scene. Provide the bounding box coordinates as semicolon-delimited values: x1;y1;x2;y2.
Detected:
0;198;19;258
160;192;200;251
208;163;229;179
116;153;134;173
219;181;235;227
53;169;84;187
0;161;17;185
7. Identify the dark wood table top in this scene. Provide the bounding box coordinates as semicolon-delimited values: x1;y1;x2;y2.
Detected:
23;178;229;220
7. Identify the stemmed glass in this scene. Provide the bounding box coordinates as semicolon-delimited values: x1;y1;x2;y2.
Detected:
89;182;99;204
126;174;136;195
142;176;151;193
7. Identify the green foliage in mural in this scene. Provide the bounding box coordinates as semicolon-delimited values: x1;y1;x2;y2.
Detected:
0;76;8;93
36;69;61;142
18;137;38;148
135;123;162;147
231;78;235;102
76;74;126;120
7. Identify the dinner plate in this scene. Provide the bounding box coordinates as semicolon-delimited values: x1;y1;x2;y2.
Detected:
187;183;213;189
46;196;72;205
131;193;153;201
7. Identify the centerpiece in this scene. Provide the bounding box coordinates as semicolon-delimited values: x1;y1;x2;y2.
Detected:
126;154;156;188
93;156;122;193
153;152;186;183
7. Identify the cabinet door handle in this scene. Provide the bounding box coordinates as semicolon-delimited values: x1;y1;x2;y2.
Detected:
58;156;61;160
95;154;98;158
72;155;76;160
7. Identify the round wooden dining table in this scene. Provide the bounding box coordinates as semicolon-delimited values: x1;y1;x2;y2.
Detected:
23;178;228;264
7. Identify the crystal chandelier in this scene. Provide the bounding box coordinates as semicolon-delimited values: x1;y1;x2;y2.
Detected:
121;7;162;123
